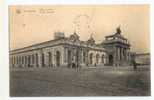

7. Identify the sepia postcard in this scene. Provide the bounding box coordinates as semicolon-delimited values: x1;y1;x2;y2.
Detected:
9;5;150;97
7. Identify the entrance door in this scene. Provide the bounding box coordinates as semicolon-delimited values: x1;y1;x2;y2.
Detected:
56;51;60;67
90;53;93;65
109;55;113;65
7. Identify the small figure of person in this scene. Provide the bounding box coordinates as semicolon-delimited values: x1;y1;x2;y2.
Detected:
133;59;137;70
76;64;81;72
72;62;76;69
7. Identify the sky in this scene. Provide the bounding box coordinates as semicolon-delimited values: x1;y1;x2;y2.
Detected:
9;5;150;53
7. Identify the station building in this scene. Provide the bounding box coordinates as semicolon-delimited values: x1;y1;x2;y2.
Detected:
9;27;132;68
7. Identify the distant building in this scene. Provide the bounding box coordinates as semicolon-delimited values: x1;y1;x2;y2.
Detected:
9;27;145;68
135;53;150;65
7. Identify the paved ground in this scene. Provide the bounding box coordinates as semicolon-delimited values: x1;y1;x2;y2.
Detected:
10;66;151;96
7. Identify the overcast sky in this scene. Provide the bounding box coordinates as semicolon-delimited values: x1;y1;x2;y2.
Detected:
10;5;150;53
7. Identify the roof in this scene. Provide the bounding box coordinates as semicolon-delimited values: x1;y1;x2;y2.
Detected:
10;36;106;55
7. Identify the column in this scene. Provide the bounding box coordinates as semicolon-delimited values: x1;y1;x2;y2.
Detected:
121;48;124;61
32;54;35;67
64;47;67;64
53;50;56;67
124;48;126;61
44;52;47;67
117;47;120;66
87;50;90;65
79;48;82;64
28;55;30;67
15;56;17;66
46;52;49;67
30;55;32;67
25;56;27;67
113;47;117;66
22;55;24;67
19;56;22;66
115;48;118;66
17;56;19;66
120;47;122;61
63;47;67;66
32;54;34;67
49;52;53;67
37;50;43;68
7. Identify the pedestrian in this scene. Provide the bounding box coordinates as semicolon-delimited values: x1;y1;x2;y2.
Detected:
133;60;137;70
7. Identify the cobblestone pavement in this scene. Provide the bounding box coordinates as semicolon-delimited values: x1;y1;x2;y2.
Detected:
10;66;150;96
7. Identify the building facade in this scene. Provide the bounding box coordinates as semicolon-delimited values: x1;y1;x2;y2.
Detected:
10;32;108;68
102;27;131;66
9;27;132;68
135;53;150;65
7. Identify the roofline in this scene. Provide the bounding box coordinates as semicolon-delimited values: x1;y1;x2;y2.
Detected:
10;38;106;54
10;38;66;52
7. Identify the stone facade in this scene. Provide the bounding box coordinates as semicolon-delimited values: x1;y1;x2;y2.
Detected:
135;53;150;65
101;27;131;66
10;32;107;68
9;27;132;68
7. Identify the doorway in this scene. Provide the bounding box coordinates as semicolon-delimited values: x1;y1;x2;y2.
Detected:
109;55;113;65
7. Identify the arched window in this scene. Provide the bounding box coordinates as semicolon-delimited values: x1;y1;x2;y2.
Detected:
42;53;45;66
48;52;52;65
35;54;38;65
96;54;99;64
32;55;35;64
28;55;31;66
56;51;61;67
